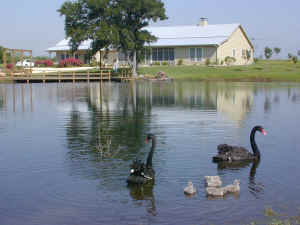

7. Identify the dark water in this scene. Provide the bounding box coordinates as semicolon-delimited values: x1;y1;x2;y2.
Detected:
0;81;300;225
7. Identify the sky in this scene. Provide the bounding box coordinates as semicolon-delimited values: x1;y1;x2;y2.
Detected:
0;0;299;58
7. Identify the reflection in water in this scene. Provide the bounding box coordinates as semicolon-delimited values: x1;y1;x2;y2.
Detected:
1;82;300;225
216;159;263;198
127;183;156;216
264;96;272;113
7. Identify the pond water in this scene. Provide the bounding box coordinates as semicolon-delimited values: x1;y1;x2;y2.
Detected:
0;81;300;225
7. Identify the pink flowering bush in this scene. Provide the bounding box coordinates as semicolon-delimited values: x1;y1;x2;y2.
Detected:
59;58;83;67
35;60;53;67
6;64;14;69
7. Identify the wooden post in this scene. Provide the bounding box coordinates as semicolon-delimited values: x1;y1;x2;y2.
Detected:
21;51;24;72
58;71;61;83
43;71;46;83
109;70;111;81
3;48;6;69
87;70;89;83
72;72;75;83
26;67;29;83
11;50;15;71
30;50;33;72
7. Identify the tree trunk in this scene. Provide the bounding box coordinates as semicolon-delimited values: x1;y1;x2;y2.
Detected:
132;50;137;77
99;50;102;70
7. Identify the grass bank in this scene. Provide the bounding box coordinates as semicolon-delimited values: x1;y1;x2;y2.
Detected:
138;60;300;82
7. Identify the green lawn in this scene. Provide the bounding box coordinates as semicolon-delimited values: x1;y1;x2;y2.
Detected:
138;60;300;81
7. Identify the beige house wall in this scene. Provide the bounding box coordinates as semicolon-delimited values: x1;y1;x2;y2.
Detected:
217;26;254;65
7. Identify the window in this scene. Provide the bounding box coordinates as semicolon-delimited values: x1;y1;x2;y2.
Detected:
118;51;127;62
169;48;174;60
152;48;158;61
242;49;246;58
84;54;90;64
190;48;203;61
163;48;169;61
157;48;163;61
151;48;174;61
232;49;236;58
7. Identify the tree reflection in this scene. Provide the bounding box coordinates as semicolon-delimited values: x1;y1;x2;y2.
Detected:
64;82;154;185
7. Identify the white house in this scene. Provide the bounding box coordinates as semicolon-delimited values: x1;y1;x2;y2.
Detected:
47;18;254;66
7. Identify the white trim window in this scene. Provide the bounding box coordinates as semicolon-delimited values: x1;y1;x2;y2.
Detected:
232;49;236;58
190;47;203;62
152;48;174;62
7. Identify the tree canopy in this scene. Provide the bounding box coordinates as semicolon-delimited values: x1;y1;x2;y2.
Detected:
0;46;3;64
273;47;281;55
58;0;167;76
264;47;273;59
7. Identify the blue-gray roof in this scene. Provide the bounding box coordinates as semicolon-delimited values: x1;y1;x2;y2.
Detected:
47;23;240;51
145;23;240;47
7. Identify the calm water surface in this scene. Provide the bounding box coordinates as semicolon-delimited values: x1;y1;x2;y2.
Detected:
0;81;300;225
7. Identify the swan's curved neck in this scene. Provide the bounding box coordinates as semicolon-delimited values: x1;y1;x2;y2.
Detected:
250;128;260;158
146;137;156;168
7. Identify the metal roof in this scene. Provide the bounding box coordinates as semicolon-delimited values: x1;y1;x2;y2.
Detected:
145;23;240;47
47;39;91;52
47;23;240;51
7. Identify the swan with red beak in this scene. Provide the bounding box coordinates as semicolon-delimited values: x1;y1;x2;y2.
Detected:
213;126;267;162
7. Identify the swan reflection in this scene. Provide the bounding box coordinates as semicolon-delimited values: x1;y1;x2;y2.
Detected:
215;159;264;198
127;183;156;216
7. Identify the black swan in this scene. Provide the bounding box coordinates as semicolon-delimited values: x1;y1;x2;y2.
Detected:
213;126;266;162
127;133;156;184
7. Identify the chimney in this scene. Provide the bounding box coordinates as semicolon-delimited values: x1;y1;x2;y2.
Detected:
199;17;208;26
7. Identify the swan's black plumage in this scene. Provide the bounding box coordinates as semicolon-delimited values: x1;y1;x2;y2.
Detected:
127;134;156;184
213;126;266;162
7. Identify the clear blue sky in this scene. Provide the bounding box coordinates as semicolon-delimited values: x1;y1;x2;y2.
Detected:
1;0;299;58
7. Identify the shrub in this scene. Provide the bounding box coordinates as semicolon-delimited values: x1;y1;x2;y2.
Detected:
35;59;53;67
224;56;236;66
177;58;183;66
59;57;83;67
6;64;13;69
254;58;259;64
154;61;161;66
162;61;168;66
205;58;210;66
292;56;298;64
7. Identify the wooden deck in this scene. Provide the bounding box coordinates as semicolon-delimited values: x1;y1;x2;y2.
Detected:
2;69;134;83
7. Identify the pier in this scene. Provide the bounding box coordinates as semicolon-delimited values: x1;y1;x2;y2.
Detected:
1;68;134;83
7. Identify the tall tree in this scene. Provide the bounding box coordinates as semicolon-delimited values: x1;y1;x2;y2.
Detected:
298;50;300;57
58;0;167;76
114;0;167;76
264;47;273;59
0;46;3;64
273;47;281;55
